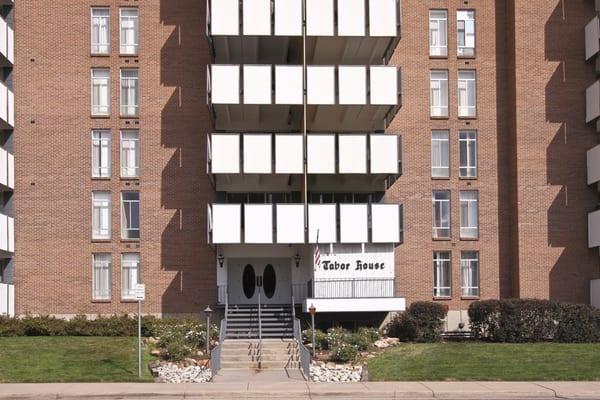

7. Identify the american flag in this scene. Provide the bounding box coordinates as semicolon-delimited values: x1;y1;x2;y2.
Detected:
314;230;321;269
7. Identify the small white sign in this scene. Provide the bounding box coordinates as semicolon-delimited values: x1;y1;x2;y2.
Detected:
135;284;146;301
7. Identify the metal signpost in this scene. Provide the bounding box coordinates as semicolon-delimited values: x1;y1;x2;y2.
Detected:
135;283;146;378
309;304;316;358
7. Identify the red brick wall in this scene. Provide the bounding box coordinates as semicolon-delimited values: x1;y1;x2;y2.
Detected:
14;0;216;316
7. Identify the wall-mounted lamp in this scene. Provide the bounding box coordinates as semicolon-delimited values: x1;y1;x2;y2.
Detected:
294;253;301;268
217;253;224;268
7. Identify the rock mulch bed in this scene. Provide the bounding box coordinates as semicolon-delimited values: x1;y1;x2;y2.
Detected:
149;361;212;383
310;362;363;382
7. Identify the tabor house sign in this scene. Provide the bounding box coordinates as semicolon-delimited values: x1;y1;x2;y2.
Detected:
314;245;395;280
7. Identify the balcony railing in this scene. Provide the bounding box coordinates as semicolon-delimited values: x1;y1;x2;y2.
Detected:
0;213;14;253
0;16;13;65
0;147;14;190
207;203;404;245
0;283;14;317
313;278;395;299
207;0;400;38
208;133;402;175
0;81;13;129
586;80;600;124
586;16;600;61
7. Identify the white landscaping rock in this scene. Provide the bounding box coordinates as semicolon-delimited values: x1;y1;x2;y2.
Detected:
309;362;363;383
151;362;212;383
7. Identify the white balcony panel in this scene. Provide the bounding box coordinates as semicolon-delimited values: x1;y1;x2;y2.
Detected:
0;148;6;186
0;19;6;60
211;65;240;105
7;152;12;189
274;0;302;36
211;134;240;174
338;66;367;105
371;135;399;174
337;0;366;36
243;134;272;173
6;25;12;63
586;16;600;61
372;204;400;243
590;210;600;248
308;204;337;243
0;213;7;251
7;89;13;127
243;65;271;104
307;135;335;173
275;134;303;173
243;0;271;36
588;144;600;185
338;135;367;174
7;216;12;252
244;204;273;243
370;66;398;105
307;66;335;105
276;204;305;243
369;0;397;37
210;0;239;36
587;81;600;123
340;204;368;243
212;204;241;244
275;66;303;104
307;0;334;36
0;83;6;124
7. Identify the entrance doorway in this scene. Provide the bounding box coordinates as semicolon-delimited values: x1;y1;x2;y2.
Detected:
228;258;291;304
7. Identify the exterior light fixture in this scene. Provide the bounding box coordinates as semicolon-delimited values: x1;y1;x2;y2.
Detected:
204;306;213;357
217;253;224;268
294;253;301;268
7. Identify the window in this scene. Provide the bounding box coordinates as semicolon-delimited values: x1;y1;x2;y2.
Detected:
120;69;139;117
433;251;451;297
431;130;449;178
430;70;448;117
120;8;139;55
91;8;110;54
91;69;110;116
429;10;448;57
458;70;476;117
92;130;111;178
121;253;140;299
121;192;140;239
460;191;479;239
92;192;111;240
459;131;477;178
93;254;112;300
457;10;475;57
461;251;479;297
121;131;140;178
432;190;451;239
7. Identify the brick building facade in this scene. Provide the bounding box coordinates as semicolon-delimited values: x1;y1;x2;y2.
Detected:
7;0;600;325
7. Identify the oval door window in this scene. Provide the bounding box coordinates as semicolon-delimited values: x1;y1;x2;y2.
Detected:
242;264;256;299
263;264;276;299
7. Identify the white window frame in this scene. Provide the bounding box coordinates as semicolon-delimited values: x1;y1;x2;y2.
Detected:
91;7;110;55
431;130;450;178
457;10;476;57
120;69;139;117
120;130;140;178
92;191;111;240
121;191;140;240
429;10;448;57
121;253;140;300
459;191;479;239
433;251;451;298
93;254;112;300
120;8;139;55
432;190;451;239
430;70;449;117
461;251;480;297
459;130;478;178
458;70;476;117
91;69;110;116
92;130;111;178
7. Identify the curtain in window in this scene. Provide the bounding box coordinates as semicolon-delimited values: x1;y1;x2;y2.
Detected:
429;11;447;56
433;191;450;238
92;70;110;115
92;131;110;177
121;71;139;116
120;9;139;54
460;191;478;238
461;252;479;297
93;192;111;239
121;131;139;177
458;71;476;117
121;253;139;299
122;192;140;239
433;252;451;297
430;71;448;117
431;131;449;177
459;131;477;177
93;254;111;300
92;10;110;54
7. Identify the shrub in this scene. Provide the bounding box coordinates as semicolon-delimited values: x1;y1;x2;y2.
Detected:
387;302;446;343
326;327;349;349
331;343;358;363
163;333;194;361
555;303;600;343
20;316;67;336
348;327;380;351
302;328;329;350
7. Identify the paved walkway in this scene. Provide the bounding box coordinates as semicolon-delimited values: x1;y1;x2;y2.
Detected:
0;381;599;399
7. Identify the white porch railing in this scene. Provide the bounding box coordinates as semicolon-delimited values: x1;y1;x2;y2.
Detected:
313;278;395;299
0;283;14;317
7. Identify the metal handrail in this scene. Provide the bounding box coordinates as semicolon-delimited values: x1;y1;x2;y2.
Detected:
211;318;227;378
294;318;311;379
257;289;262;368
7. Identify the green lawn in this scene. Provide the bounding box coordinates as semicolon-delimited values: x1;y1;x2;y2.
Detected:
0;337;154;383
367;342;600;381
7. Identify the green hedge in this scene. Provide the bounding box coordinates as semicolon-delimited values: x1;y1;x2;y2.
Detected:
386;301;447;343
469;299;600;343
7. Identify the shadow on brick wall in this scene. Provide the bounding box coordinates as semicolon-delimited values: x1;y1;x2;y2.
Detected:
159;0;216;315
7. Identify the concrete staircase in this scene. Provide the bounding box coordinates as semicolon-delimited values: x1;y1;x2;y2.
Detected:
220;339;300;369
225;304;294;339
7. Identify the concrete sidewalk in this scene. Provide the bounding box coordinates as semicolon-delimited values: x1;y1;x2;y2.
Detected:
0;381;599;399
